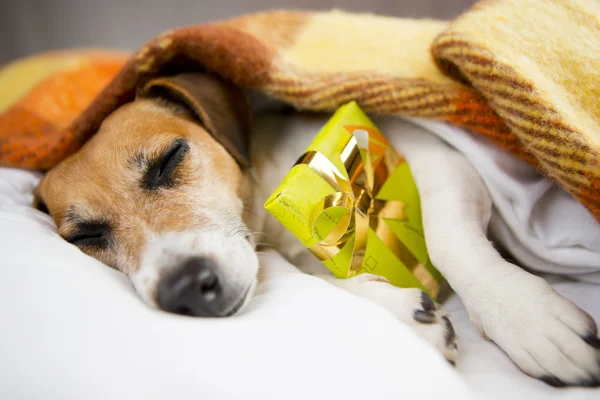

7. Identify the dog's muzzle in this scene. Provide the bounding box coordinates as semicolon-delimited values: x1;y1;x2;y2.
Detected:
156;257;246;317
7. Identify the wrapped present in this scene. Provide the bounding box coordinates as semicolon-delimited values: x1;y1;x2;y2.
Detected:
264;101;443;298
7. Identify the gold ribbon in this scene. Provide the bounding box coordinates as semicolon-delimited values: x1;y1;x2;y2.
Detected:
295;125;439;297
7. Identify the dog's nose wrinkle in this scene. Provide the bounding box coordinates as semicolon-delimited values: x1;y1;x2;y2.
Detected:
156;257;224;317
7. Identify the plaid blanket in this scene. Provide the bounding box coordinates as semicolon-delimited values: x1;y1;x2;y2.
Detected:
1;0;599;222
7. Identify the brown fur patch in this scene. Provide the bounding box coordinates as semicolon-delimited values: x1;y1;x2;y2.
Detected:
38;100;244;274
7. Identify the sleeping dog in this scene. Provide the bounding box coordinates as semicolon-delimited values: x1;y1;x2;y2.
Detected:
33;73;599;387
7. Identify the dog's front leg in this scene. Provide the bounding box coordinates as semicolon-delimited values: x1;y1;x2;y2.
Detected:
385;119;600;387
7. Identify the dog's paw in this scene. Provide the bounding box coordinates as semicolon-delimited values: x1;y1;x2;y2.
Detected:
405;291;458;365
339;274;458;365
465;275;600;387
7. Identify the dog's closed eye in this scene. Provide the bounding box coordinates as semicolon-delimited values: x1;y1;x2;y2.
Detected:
142;139;190;191
65;221;111;249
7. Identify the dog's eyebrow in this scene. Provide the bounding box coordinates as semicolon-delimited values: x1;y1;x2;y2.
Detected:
63;207;110;229
64;207;85;225
129;153;146;169
62;207;113;247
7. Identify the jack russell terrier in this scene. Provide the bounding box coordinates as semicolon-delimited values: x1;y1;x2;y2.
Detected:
33;73;599;387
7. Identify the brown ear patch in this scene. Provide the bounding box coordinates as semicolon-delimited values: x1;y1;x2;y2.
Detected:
137;73;252;167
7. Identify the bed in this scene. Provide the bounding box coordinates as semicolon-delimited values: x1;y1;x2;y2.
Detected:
1;117;598;399
2;0;600;396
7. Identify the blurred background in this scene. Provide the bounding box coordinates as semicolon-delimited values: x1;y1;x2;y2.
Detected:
0;0;476;63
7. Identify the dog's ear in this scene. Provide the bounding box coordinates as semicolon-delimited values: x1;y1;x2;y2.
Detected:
137;73;251;167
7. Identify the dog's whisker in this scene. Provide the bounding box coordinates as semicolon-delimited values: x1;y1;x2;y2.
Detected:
254;251;275;259
254;242;274;248
244;232;267;238
229;225;250;238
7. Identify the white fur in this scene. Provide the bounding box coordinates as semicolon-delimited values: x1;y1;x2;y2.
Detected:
247;113;599;385
133;229;259;311
124;110;597;384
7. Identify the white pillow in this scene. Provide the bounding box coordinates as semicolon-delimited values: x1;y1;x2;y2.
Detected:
0;167;470;400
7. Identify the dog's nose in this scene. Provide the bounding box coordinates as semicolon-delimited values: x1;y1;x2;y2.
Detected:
156;257;224;317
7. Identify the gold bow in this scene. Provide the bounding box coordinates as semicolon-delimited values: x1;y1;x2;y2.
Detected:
295;125;439;297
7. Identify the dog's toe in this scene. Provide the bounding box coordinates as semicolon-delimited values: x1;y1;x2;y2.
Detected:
539;375;599;388
465;276;600;387
413;309;437;324
539;376;566;388
574;379;600;388
442;316;456;346
583;332;600;349
525;311;599;387
420;291;437;312
407;295;458;365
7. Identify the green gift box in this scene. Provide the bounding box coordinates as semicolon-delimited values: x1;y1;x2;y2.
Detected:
264;101;443;298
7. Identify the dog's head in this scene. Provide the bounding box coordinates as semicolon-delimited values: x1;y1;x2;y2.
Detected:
34;73;259;317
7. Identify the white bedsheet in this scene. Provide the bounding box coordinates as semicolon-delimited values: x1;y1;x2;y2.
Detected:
407;118;600;282
0;168;468;399
0;145;598;398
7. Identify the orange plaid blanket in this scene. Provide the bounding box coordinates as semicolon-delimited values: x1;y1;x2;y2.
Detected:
1;0;599;222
